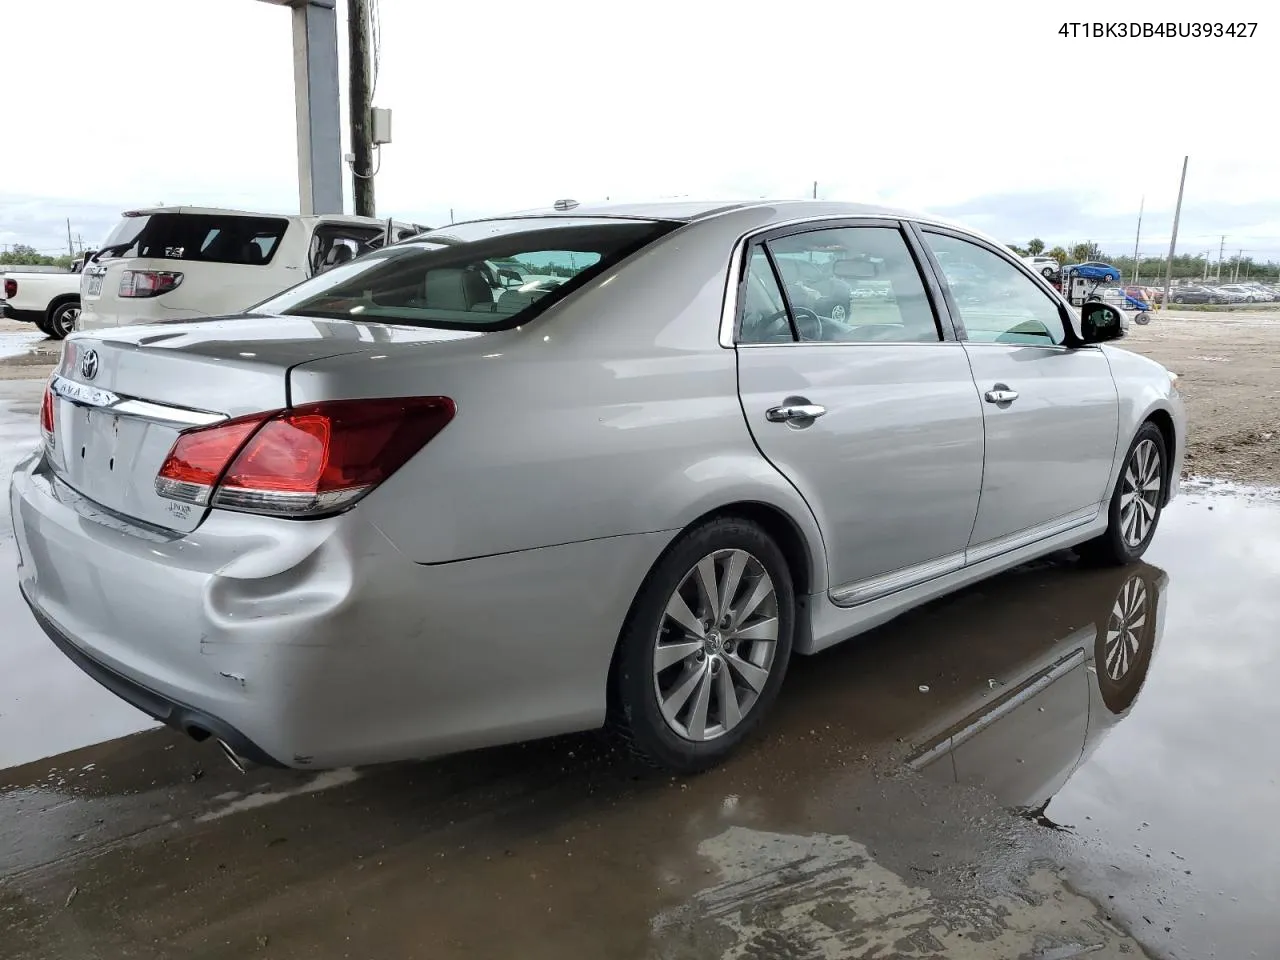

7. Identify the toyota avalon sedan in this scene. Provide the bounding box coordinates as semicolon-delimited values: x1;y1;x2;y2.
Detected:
10;200;1185;774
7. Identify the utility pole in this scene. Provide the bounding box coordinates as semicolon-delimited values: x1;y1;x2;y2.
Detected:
66;219;74;258
1161;156;1188;310
812;181;817;199
347;0;375;217
1217;234;1226;280
1234;249;1242;282
1132;196;1144;283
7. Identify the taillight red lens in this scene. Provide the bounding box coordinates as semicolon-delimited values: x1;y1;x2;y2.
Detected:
154;414;273;506
3;279;16;299
155;397;455;517
119;270;183;298
40;381;56;442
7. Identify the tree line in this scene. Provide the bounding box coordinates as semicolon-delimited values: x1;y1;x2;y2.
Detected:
0;244;76;269
1006;238;1280;282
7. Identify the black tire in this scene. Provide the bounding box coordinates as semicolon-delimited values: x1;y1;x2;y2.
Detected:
46;299;80;340
1042;267;1055;278
1173;296;1185;304
609;517;795;773
34;315;54;337
1078;421;1167;567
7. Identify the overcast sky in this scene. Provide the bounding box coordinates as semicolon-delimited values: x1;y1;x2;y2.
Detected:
4;0;1279;263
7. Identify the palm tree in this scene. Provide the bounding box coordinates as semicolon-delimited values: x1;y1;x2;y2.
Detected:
1027;238;1046;256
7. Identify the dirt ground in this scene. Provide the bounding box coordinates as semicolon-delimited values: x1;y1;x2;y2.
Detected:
1119;309;1280;486
3;310;1278;485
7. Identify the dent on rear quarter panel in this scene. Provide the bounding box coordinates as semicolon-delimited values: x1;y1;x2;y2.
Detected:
286;208;829;590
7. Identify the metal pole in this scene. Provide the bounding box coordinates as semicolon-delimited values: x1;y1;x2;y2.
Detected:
1234;249;1242;282
277;0;343;215
1132;196;1143;284
347;0;376;217
66;218;74;258
1217;235;1225;280
812;181;817;199
1162;157;1188;311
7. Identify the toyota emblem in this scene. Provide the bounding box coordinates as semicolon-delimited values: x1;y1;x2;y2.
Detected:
80;348;100;381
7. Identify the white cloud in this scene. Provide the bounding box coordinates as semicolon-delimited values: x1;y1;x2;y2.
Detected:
2;0;1277;258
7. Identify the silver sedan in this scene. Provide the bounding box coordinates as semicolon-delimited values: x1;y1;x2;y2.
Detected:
10;200;1185;773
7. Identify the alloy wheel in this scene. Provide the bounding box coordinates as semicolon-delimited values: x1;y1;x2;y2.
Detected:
1120;439;1162;548
653;549;778;741
54;305;80;336
1104;575;1148;681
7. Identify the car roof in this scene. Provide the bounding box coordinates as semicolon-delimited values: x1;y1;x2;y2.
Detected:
120;206;406;228
471;198;940;225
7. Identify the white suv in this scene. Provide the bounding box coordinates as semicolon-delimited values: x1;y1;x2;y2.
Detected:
78;207;424;330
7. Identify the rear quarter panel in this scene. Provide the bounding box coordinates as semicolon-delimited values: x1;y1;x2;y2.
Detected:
288;209;830;590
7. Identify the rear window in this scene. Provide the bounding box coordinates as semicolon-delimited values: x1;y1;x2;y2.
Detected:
251;217;678;330
97;213;289;265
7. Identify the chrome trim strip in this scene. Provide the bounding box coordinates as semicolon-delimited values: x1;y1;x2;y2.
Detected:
829;551;966;607
964;506;1100;566
906;647;1088;771
49;375;227;428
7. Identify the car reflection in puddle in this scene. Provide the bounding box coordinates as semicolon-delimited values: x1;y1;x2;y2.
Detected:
903;563;1165;828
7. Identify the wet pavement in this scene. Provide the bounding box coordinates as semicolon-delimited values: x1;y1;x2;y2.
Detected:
3;324;1280;959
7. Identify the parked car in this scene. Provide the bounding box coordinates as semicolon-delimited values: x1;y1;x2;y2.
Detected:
12;199;1184;775
1021;256;1059;278
1206;285;1247;304
77;207;423;331
0;259;87;339
1168;285;1219;304
1065;261;1121;282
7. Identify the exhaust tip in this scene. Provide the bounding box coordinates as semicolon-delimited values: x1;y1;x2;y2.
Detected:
215;739;249;775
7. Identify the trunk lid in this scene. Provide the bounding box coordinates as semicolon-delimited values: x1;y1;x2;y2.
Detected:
47;315;483;534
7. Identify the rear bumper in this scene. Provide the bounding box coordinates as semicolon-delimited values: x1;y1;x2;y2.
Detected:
10;450;670;769
19;589;283;767
1;304;43;324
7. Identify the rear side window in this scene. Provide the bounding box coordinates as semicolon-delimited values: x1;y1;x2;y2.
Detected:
100;214;289;265
253;218;678;330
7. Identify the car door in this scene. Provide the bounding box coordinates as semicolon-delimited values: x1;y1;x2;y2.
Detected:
734;221;986;603
916;227;1119;557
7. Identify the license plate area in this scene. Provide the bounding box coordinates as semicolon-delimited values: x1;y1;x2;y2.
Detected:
61;402;147;489
85;274;103;297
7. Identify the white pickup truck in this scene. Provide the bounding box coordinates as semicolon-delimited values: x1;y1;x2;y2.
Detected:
1;257;91;339
78;207;426;331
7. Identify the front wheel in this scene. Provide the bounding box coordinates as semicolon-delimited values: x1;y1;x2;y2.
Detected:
609;517;795;773
1078;422;1167;566
47;300;80;340
1042;267;1055;278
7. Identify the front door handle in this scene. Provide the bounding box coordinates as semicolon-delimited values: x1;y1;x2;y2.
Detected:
984;386;1019;404
766;402;827;423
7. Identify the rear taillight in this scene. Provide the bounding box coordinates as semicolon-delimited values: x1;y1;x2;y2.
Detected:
155;397;456;518
40;380;56;445
119;270;183;298
3;278;16;299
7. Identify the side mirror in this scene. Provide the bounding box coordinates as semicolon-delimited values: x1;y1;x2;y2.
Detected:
833;258;878;280
1079;301;1125;343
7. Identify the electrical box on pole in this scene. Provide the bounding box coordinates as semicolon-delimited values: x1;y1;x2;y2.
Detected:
371;107;392;145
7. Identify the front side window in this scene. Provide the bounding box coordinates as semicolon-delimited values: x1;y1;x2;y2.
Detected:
253;218;676;330
759;227;941;343
923;232;1067;346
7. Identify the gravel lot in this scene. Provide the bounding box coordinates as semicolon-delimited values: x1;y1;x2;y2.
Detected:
3;310;1278;486
1120;308;1280;486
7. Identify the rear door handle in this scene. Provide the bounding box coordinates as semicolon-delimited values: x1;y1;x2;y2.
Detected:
766;402;827;423
984;386;1019;404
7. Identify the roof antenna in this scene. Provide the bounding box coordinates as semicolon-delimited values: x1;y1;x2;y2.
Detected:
553;199;579;211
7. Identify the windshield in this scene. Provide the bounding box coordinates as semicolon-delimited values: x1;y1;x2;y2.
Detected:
252;217;678;330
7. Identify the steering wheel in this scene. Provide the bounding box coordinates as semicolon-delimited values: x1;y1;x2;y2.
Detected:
749;306;826;343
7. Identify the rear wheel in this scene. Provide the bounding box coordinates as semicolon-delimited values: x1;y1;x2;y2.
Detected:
609;517;795;773
1079;422;1167;566
47;300;80;340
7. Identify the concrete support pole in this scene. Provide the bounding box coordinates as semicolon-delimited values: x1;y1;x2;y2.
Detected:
259;0;344;215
